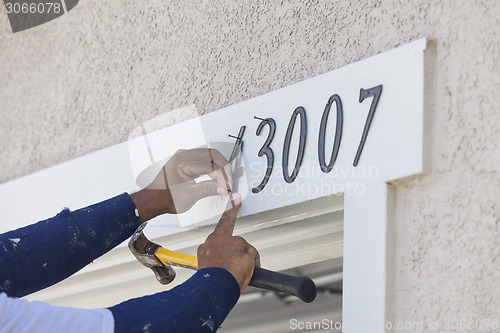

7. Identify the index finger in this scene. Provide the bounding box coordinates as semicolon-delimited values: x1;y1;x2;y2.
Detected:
212;193;241;235
208;148;233;192
176;148;232;191
179;148;230;172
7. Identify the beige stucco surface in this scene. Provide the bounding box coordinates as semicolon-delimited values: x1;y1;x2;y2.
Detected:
0;0;499;330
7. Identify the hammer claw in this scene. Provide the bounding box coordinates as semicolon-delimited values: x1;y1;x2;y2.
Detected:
129;222;177;285
151;265;176;285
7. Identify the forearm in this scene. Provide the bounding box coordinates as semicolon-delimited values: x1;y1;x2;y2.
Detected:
130;188;173;222
0;193;141;298
0;268;240;333
109;268;240;333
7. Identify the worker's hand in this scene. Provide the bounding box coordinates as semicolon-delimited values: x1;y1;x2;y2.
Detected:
197;193;259;291
131;148;232;221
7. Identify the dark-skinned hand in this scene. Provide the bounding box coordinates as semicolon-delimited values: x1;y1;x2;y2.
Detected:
197;193;260;291
131;148;232;221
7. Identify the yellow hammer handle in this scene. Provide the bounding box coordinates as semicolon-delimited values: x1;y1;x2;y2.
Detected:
154;247;317;302
155;247;198;270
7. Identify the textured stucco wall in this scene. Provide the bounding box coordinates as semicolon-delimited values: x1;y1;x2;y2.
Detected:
0;0;499;330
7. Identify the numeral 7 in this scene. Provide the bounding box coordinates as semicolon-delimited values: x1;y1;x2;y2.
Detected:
353;85;383;166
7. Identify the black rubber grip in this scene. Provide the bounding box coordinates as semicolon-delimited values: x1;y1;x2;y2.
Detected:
248;267;317;303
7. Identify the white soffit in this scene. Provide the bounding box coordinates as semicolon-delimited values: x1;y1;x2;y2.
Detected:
25;194;344;308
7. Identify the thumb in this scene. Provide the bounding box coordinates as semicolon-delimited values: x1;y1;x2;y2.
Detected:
190;180;228;201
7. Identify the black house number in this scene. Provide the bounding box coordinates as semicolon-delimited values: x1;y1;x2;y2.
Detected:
250;85;383;194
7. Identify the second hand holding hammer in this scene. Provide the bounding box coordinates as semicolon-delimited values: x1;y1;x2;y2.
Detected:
129;141;316;303
129;194;316;303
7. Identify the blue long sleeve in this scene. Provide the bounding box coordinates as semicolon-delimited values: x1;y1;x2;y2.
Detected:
109;267;240;333
0;193;141;298
0;193;241;332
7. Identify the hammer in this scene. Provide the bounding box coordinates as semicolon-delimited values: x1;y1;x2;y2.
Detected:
129;222;317;303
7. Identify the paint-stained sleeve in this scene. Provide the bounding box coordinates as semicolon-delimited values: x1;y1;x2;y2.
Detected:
109;267;241;333
0;193;141;298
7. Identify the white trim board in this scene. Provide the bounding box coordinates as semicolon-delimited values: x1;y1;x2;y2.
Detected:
1;38;428;235
0;38;432;332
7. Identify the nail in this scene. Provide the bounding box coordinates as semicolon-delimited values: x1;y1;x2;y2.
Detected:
217;186;227;195
229;192;241;208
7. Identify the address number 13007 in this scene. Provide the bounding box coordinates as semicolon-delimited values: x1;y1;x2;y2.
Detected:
240;85;383;194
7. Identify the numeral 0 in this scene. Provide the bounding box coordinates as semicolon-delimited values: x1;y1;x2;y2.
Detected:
318;94;343;173
282;106;307;183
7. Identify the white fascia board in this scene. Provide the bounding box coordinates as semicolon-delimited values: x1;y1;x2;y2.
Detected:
0;38;427;239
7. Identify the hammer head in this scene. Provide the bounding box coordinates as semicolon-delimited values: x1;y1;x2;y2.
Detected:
128;222;176;285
